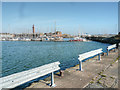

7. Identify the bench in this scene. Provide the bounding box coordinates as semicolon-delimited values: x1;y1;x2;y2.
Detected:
0;61;60;89
107;44;116;55
78;48;103;71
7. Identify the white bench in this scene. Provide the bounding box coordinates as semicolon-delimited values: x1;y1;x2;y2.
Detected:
0;61;60;89
107;44;116;55
78;48;103;71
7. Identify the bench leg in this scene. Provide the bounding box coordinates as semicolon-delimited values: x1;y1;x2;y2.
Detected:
114;48;116;52
107;49;109;56
98;54;101;60
50;72;56;87
79;61;82;71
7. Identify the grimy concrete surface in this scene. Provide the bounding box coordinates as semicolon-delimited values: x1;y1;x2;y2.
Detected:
85;52;118;88
25;49;118;89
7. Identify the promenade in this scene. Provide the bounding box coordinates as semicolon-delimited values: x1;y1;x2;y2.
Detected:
26;49;118;88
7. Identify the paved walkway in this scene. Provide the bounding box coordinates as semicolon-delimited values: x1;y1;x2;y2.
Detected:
85;55;118;88
25;49;118;89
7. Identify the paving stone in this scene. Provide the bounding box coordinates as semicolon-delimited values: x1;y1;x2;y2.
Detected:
87;83;104;88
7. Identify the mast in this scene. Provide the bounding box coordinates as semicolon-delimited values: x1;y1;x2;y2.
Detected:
8;24;10;34
55;21;56;37
78;25;81;37
55;21;56;33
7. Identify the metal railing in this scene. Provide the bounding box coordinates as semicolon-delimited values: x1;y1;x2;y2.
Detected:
78;48;103;71
0;61;60;89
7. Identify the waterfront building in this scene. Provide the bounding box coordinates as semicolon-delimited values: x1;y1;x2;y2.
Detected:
0;33;13;40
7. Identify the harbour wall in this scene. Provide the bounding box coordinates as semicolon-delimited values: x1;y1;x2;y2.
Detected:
85;36;120;48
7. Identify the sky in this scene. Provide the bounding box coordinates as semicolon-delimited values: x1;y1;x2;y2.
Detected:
2;2;118;35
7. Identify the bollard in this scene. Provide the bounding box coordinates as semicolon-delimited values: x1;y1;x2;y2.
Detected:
50;72;56;87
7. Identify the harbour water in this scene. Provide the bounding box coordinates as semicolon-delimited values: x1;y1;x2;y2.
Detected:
2;41;110;77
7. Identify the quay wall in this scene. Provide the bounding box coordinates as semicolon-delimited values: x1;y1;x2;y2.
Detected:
86;36;120;48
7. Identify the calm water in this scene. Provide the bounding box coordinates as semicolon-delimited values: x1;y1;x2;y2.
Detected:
2;41;110;77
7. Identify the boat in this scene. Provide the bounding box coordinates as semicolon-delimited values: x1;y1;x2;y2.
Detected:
32;38;41;41
69;37;83;42
21;38;31;41
12;37;21;41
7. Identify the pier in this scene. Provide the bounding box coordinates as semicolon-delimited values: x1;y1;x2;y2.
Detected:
1;44;119;89
26;46;119;88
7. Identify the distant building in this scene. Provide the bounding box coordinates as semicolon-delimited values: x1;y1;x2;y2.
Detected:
0;33;13;38
52;31;62;37
55;31;62;35
13;33;41;38
43;31;62;37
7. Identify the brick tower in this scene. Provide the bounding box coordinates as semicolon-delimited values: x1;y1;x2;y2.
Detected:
32;24;35;34
32;24;35;38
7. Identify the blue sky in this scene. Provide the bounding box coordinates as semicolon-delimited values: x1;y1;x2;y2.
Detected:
2;2;118;35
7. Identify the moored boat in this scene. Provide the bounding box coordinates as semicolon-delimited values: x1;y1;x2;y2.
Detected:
69;37;83;42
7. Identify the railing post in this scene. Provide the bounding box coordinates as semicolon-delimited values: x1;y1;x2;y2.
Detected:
50;72;56;87
98;54;101;60
79;60;82;71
